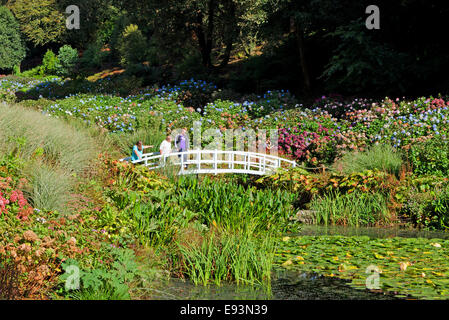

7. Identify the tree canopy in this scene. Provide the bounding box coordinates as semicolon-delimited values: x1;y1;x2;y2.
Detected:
2;0;449;96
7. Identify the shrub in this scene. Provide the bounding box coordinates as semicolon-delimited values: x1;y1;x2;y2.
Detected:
0;103;97;212
56;45;79;78
336;143;403;176
20;66;43;78
409;138;449;176
41;50;59;76
0;6;26;70
80;42;110;70
0;103;96;174
25;163;71;213
401;184;449;230
118;24;147;67
278;126;337;165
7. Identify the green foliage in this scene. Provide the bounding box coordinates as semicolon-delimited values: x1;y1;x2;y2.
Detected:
310;191;391;227
0;6;26;70
257;168;395;204
177;230;275;286
118;24;147;67
61;247;143;300
26;163;71;213
401;180;449;230
110;128;164;157
175;176;296;234
9;0;66;46
410;138;449;176
41;50;59;76
320;19;409;94
20;66;43;78
0;103;97;212
56;45;79;78
80;42;110;70
337;144;403;176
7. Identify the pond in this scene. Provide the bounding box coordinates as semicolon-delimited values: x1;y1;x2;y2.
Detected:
149;224;449;300
144;225;449;300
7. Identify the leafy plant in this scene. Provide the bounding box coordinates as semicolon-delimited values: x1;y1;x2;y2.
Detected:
60;247;143;300
410;138;449;176
118;24;147;67
41;50;59;76
56;45;79;78
310;191;391;227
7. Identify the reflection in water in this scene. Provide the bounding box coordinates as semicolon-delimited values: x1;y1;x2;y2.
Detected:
149;270;395;300
296;225;449;239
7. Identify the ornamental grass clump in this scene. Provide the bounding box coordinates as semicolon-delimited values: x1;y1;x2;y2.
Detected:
310;191;391;227
177;228;276;287
336;143;403;176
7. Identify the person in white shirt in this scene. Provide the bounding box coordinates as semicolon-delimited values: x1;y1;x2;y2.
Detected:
159;135;172;156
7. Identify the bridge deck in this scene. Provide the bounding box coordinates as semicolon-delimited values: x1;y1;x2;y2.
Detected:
121;149;296;175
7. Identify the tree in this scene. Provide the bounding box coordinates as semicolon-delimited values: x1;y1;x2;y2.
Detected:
114;0;269;70
0;6;26;70
56;0;117;48
117;24;147;67
7;0;66;46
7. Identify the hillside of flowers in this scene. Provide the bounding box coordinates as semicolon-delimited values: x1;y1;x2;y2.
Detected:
2;76;449;170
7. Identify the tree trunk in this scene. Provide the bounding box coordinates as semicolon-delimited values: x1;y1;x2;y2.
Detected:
194;0;215;68
205;0;215;68
218;0;236;69
290;17;312;95
195;14;209;67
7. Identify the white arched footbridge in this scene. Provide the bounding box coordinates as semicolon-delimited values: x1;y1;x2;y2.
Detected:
121;150;297;175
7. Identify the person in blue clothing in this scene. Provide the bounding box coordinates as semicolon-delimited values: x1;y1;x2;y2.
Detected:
131;140;153;162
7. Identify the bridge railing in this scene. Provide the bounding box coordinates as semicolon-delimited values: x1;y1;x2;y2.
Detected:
121;149;296;175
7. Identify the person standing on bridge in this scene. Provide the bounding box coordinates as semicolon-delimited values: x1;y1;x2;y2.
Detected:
131;140;153;162
159;135;172;156
175;128;189;169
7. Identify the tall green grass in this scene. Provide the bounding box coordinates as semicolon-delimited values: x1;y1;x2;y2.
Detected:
177;230;276;287
310;191;391;227
0;103;96;173
0;103;98;212
25;164;72;211
336;143;403;176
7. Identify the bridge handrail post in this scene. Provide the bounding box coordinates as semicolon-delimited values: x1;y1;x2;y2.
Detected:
213;149;217;175
180;151;184;173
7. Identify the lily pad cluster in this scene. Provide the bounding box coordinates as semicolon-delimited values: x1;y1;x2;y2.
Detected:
276;235;449;299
